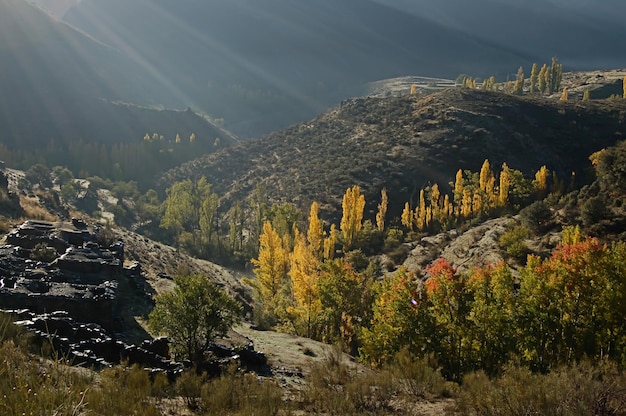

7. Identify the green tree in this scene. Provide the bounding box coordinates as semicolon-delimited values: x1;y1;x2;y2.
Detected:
149;274;242;366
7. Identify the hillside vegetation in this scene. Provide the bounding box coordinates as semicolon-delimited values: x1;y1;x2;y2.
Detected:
161;88;626;220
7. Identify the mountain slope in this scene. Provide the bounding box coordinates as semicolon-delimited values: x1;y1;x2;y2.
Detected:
0;0;196;149
372;0;626;70
160;88;626;219
63;0;527;137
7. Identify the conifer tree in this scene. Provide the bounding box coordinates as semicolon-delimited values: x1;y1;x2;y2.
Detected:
376;188;388;232
530;63;539;93
340;186;365;249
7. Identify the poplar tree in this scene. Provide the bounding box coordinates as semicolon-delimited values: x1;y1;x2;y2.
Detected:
401;202;413;231
499;163;511;207
513;66;524;95
376;188;388;232
340;186;366;250
290;231;321;337
252;221;289;316
529;63;539;93
623;76;626;98
550;57;563;93
453;169;464;206
583;89;590;101
560;87;568;101
307;201;323;258
538;64;549;93
323;224;337;261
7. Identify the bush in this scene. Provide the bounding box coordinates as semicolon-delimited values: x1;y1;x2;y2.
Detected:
498;226;530;261
581;196;607;227
457;360;626;416
200;364;283;416
387;348;449;399
520;200;552;234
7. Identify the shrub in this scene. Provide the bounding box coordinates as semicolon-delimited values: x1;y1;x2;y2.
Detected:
457;361;626;416
520;200;552;234
498;226;530;261
200;364;283;416
387;348;448;399
581;196;607;227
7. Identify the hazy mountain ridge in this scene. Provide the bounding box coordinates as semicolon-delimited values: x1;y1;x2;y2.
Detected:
160;86;626;221
62;0;527;137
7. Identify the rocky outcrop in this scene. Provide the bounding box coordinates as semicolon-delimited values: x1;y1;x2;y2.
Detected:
403;217;516;276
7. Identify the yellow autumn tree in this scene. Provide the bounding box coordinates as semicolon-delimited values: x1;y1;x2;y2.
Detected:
340;186;365;250
560;87;568;101
401;202;413;231
251;221;289;322
623;76;626;98
376;188;388;232
453;169;464;206
479;159;494;194
499;163;511;207
290;231;321;337
533;165;549;195
323;224;337;261
410;84;418;95
461;189;472;219
307;201;323;258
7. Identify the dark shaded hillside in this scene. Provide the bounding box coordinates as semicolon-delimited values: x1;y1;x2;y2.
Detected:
161;89;626;219
0;0;191;149
64;0;526;137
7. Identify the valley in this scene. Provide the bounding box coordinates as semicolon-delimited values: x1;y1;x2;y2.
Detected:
2;0;626;413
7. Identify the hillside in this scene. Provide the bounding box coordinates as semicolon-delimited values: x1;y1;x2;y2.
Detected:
160;87;626;220
63;0;526;137
373;0;626;71
0;0;236;162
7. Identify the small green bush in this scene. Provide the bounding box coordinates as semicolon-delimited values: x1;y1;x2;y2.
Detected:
498;226;530;261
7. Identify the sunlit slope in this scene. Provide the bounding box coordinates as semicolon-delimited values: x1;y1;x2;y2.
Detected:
160;89;626;219
64;0;527;137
